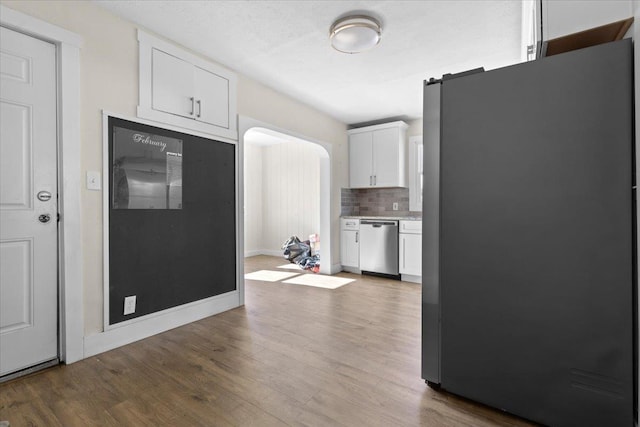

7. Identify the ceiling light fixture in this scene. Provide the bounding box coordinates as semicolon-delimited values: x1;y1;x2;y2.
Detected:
330;15;382;54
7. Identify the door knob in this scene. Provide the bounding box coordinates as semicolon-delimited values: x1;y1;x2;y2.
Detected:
37;191;52;202
38;214;51;223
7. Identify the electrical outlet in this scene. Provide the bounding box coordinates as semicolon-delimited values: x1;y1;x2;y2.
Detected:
123;295;136;315
393;202;399;211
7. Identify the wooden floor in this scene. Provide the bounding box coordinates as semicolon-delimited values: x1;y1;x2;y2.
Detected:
0;256;535;426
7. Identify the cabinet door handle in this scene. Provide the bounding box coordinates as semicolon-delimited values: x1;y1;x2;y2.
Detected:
373;175;377;186
190;97;195;116
402;237;406;269
196;99;201;118
355;231;358;243
369;176;372;186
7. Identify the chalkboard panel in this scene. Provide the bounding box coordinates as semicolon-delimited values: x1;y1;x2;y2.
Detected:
108;117;236;325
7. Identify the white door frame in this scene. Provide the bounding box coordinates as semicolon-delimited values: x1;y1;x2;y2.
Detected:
238;115;333;280
1;5;84;364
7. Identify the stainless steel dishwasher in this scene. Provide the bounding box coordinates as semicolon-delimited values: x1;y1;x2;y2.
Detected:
359;219;399;277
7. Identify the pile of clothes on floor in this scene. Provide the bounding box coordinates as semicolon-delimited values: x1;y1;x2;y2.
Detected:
282;235;320;272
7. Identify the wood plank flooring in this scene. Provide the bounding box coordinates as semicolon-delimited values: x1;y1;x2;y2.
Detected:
0;256;536;426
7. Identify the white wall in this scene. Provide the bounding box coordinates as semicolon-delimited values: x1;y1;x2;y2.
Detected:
543;0;634;40
262;141;320;254
0;0;347;337
243;143;263;256
244;140;321;256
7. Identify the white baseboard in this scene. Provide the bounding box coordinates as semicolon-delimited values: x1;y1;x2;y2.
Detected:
261;249;283;257
341;266;361;274
331;263;345;274
84;291;240;358
401;274;422;284
244;249;283;258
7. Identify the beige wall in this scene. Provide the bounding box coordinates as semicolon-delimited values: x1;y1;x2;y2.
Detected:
1;0;347;335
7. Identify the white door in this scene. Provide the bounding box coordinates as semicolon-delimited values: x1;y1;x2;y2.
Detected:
349;131;373;188
152;48;195;119
340;229;359;268
399;233;422;276
372;127;400;187
194;66;229;129
0;27;58;376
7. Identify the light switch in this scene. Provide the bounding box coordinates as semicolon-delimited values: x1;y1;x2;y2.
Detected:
86;171;101;191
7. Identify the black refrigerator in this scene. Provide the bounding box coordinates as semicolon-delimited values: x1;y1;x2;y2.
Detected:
422;39;636;426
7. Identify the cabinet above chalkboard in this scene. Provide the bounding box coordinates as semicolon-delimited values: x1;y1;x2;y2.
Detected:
137;30;238;141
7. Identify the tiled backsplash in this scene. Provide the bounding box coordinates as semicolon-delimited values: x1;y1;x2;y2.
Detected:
341;187;422;217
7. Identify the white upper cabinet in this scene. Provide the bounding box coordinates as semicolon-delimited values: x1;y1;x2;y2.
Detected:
372;127;402;187
349;132;374;188
138;30;237;141
348;121;407;188
542;0;633;40
151;49;194;119
194;66;229;129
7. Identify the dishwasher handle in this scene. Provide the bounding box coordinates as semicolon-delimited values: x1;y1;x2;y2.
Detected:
360;220;398;227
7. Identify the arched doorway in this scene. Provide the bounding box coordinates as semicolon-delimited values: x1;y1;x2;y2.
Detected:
238;117;332;292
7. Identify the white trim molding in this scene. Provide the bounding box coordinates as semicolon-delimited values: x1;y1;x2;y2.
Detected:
401;274;422;284
0;4;85;364
244;249;283;258
99;111;242;355
0;5;82;47
85;291;240;358
100;111;238;329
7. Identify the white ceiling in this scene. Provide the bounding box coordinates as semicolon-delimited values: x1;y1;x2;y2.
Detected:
95;0;524;126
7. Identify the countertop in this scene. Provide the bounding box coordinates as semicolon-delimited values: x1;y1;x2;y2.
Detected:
341;215;422;221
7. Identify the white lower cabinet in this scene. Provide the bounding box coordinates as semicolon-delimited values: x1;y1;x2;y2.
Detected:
341;219;360;271
399;220;422;280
